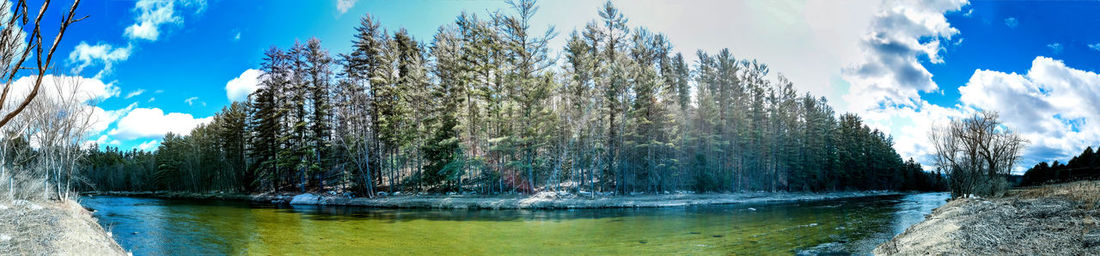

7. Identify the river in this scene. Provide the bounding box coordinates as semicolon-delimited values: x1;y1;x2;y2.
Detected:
79;192;948;255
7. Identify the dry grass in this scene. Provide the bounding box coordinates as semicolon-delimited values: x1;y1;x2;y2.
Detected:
0;198;126;256
876;180;1100;255
1009;180;1100;206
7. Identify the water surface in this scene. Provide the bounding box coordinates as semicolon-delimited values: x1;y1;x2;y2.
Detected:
81;192;948;255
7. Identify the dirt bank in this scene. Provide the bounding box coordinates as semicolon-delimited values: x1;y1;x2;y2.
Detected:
875;181;1100;255
0;199;127;255
90;190;902;209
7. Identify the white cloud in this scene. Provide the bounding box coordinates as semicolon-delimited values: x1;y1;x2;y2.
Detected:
185;96;199;106
10;75;119;103
108;107;212;140
124;0;182;41
1047;43;1063;55
958;57;1100;173
839;0;969;170
233;32;241;41
148;97;156;102
337;0;358;15
90;102;138;135
68;42;132;78
125;89;145;99
841;0;967;112
1090;43;1100;52
225;69;262;102
1004;17;1018;28
138;140;160;151
550;0;880;101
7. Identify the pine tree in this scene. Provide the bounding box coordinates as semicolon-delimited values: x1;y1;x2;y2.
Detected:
304;38;334;191
248;47;289;192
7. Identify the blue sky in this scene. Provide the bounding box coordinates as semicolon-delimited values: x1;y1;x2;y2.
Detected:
20;0;1100;174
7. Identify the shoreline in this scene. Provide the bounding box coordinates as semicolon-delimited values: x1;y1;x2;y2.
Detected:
85;190;907;210
875;181;1100;255
0;199;127;255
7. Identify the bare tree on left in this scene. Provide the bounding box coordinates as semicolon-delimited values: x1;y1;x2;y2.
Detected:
0;0;85;128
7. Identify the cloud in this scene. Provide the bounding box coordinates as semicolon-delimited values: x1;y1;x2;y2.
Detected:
148;97;156;102
90;102;138;135
839;0;969;170
185;96;199;106
561;0;880;101
10;75;119;103
138;140;160;151
1004;17;1018;28
8;75;130;149
108;107;213;140
958;56;1100;173
233;32;241;41
68;42;132;78
125;89;145;99
842;0;968;112
1047;43;1063;55
225;69;262;102
337;0;358;15
124;0;182;41
1090;43;1100;52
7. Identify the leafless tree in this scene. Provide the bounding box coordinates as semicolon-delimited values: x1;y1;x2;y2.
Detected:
930;111;1027;198
0;0;85;128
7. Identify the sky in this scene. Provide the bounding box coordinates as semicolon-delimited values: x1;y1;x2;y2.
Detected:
10;0;1100;174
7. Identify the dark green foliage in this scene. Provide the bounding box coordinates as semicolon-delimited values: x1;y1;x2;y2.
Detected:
1022;146;1100;186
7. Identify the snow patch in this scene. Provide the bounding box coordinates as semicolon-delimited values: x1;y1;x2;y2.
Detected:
289;193;321;205
0;234;10;241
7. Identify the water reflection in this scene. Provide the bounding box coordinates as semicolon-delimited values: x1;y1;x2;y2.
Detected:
80;193;948;255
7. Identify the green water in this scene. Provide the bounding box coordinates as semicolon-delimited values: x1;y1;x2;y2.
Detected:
80;193;948;255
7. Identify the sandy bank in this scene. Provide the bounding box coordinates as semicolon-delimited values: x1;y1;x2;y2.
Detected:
90;190;902;209
0;199;127;255
875;181;1100;255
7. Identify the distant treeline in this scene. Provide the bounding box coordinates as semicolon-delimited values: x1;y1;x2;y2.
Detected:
1021;147;1100;186
81;1;945;195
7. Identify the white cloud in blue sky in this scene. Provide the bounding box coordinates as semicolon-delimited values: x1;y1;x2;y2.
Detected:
1047;43;1063;55
125;0;182;41
138;140;160;151
960;57;1100;172
109;108;212;141
841;0;969;171
68;42;131;79
336;0;358;15
225;69;262;102
124;89;145;99
1004;17;1018;28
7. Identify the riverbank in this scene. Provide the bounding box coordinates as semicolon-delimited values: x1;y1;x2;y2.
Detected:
0;198;127;255
874;181;1100;255
87;190;904;209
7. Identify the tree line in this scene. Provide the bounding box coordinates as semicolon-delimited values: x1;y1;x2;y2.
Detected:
1021;146;1100;186
83;0;945;196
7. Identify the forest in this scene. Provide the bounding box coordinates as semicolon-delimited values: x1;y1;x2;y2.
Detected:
80;1;945;196
1021;146;1100;186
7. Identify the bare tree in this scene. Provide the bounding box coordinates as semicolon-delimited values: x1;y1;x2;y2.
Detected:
930;111;1027;198
0;0;84;128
